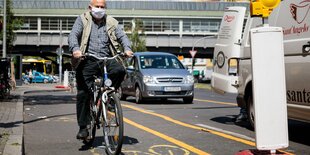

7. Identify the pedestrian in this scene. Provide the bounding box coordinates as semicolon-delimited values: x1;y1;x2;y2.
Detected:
68;0;133;140
28;69;33;84
235;108;247;123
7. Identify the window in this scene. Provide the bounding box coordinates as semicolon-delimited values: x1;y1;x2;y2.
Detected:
20;17;37;30
140;55;184;69
183;19;221;33
142;19;179;32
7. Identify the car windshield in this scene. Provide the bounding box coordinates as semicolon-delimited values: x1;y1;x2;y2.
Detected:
139;55;184;69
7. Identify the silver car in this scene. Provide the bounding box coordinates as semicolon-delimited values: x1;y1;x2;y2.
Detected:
119;52;194;104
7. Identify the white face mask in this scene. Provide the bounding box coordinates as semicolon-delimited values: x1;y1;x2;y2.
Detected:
91;7;106;19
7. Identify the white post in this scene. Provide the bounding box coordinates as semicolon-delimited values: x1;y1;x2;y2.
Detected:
63;70;69;87
2;0;7;58
250;25;288;150
59;20;63;84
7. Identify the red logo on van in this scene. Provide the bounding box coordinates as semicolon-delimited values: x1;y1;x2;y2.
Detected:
224;15;235;22
290;0;310;24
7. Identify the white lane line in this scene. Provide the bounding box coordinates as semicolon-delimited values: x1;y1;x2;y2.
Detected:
196;123;255;142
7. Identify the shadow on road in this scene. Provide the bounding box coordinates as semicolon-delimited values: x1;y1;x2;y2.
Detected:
123;136;139;145
24;113;76;124
211;116;310;146
287;119;310;146
78;136;139;153
24;94;76;105
211;115;254;130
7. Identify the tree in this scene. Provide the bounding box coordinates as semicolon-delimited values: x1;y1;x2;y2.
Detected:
128;19;147;52
1;0;23;52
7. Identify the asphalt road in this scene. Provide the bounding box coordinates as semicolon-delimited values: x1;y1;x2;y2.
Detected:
23;86;310;155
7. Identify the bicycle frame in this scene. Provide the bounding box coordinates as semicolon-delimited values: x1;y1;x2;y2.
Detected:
87;53;120;123
84;53;125;152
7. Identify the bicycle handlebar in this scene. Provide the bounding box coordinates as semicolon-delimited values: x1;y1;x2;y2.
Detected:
84;53;125;61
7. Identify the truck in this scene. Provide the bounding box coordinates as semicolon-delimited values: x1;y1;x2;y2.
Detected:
211;0;310;128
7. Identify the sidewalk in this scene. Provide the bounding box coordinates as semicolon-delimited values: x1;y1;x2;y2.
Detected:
0;83;69;155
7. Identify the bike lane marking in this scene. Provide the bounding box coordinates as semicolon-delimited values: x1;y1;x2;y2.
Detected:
122;144;191;155
194;98;237;106
123;104;254;146
123;117;210;155
123;104;294;155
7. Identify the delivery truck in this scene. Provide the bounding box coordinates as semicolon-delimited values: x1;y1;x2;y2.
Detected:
211;0;310;128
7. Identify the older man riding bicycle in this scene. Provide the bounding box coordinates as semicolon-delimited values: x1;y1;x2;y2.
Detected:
68;0;133;140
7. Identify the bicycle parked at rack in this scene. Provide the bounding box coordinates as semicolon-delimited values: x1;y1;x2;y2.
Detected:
82;53;124;155
0;58;11;99
68;71;76;93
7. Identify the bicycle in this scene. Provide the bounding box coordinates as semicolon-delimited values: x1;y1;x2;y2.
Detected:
82;53;125;155
68;71;76;93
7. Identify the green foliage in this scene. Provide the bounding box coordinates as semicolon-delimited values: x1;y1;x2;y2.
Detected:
128;19;147;52
0;0;23;51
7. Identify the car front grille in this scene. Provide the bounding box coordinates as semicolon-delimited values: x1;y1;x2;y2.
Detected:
156;77;183;83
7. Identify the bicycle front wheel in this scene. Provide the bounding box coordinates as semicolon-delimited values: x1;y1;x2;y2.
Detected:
103;93;124;155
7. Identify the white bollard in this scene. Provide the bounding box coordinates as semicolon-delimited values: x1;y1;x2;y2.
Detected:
63;70;69;87
250;25;288;150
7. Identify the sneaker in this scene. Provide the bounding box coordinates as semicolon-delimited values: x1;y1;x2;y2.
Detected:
235;113;247;123
76;128;88;139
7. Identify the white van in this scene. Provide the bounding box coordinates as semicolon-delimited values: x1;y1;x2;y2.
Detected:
211;0;310;127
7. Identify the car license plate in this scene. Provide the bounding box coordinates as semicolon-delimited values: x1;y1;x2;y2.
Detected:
164;87;181;92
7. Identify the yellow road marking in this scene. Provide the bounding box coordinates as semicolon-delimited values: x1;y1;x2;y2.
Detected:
122;144;191;155
123;104;294;155
148;145;191;155
124;117;210;155
90;148;100;155
194;98;237;106
123;104;254;146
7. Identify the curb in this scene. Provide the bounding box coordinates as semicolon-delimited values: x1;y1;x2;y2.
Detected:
2;91;24;155
2;87;70;155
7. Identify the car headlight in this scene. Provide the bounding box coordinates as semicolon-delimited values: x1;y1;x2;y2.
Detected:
143;75;155;83
184;75;194;84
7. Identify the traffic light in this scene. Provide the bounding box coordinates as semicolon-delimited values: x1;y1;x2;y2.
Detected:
251;0;281;18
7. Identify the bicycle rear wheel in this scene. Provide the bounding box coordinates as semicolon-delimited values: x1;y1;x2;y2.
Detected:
103;93;124;155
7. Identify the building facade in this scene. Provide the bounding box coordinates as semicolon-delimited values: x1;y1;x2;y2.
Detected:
1;0;249;58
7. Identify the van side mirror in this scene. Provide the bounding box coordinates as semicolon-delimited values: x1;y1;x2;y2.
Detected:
302;42;310;57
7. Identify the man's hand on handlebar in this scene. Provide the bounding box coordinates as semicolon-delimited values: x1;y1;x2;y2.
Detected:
73;50;133;59
124;50;134;58
73;50;82;59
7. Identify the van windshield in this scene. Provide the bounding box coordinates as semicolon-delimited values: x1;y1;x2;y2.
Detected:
139;55;184;69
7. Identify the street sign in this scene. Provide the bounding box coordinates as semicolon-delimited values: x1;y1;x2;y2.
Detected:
189;50;197;58
56;47;64;56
